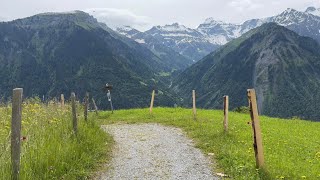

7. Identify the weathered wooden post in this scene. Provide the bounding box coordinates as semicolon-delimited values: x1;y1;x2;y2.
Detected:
60;94;65;107
247;89;264;168
84;92;89;121
71;92;77;135
223;95;229;132
92;98;98;115
149;90;155;114
192;90;196;120
11;88;23;180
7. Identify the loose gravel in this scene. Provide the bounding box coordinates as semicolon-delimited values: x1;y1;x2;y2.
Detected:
97;123;219;180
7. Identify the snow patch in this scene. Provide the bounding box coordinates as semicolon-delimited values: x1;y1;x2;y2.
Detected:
135;39;145;44
118;26;134;31
206;35;228;45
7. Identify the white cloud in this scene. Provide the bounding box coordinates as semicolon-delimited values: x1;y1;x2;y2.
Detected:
228;0;262;12
85;8;153;31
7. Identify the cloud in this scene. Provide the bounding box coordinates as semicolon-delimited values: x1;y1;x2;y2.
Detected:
0;16;8;22
84;8;153;31
228;0;262;12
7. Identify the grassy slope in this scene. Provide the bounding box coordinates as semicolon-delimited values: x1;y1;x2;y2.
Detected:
0;101;113;179
98;107;320;180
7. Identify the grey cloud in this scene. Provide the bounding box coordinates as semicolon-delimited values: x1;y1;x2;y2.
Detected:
228;0;263;12
85;8;153;31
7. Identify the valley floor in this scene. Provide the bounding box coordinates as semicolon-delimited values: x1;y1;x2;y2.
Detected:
96;123;218;180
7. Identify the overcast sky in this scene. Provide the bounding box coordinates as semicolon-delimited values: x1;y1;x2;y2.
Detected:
0;0;319;31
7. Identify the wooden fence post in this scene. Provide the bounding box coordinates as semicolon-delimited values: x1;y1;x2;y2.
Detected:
223;95;229;132
92;98;98;115
84;92;89;121
149;90;155;114
71;92;77;135
247;89;264;168
60;94;64;107
11;88;23;180
192;90;196;120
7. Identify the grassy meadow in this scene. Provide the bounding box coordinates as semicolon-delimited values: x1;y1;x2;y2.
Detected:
0;98;112;179
98;107;320;180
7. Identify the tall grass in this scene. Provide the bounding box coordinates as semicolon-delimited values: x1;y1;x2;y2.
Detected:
98;107;320;179
0;98;112;179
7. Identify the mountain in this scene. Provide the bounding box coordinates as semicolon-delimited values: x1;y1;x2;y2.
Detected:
173;23;320;121
0;11;177;109
116;7;320;62
117;25;194;70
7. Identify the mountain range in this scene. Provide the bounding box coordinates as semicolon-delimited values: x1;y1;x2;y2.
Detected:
117;7;320;62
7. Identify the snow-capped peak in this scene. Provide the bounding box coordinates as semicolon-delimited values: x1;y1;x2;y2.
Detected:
283;8;297;14
203;18;227;25
305;6;320;17
271;8;310;26
277;8;303;18
157;23;193;32
306;7;317;13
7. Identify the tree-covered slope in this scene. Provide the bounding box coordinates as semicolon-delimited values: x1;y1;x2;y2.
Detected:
0;11;177;109
173;23;320;121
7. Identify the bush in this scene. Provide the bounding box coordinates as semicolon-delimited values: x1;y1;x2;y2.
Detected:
233;106;250;113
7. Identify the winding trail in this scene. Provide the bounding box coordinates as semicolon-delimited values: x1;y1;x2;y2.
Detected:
97;123;219;180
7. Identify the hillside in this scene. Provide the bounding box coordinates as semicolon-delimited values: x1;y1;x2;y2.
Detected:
173;23;320;121
0;11;177;108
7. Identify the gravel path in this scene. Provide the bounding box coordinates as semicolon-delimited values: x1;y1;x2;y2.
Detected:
97;123;219;180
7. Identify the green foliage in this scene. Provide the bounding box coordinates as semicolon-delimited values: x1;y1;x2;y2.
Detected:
0;102;112;179
98;107;320;179
234;106;250;114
